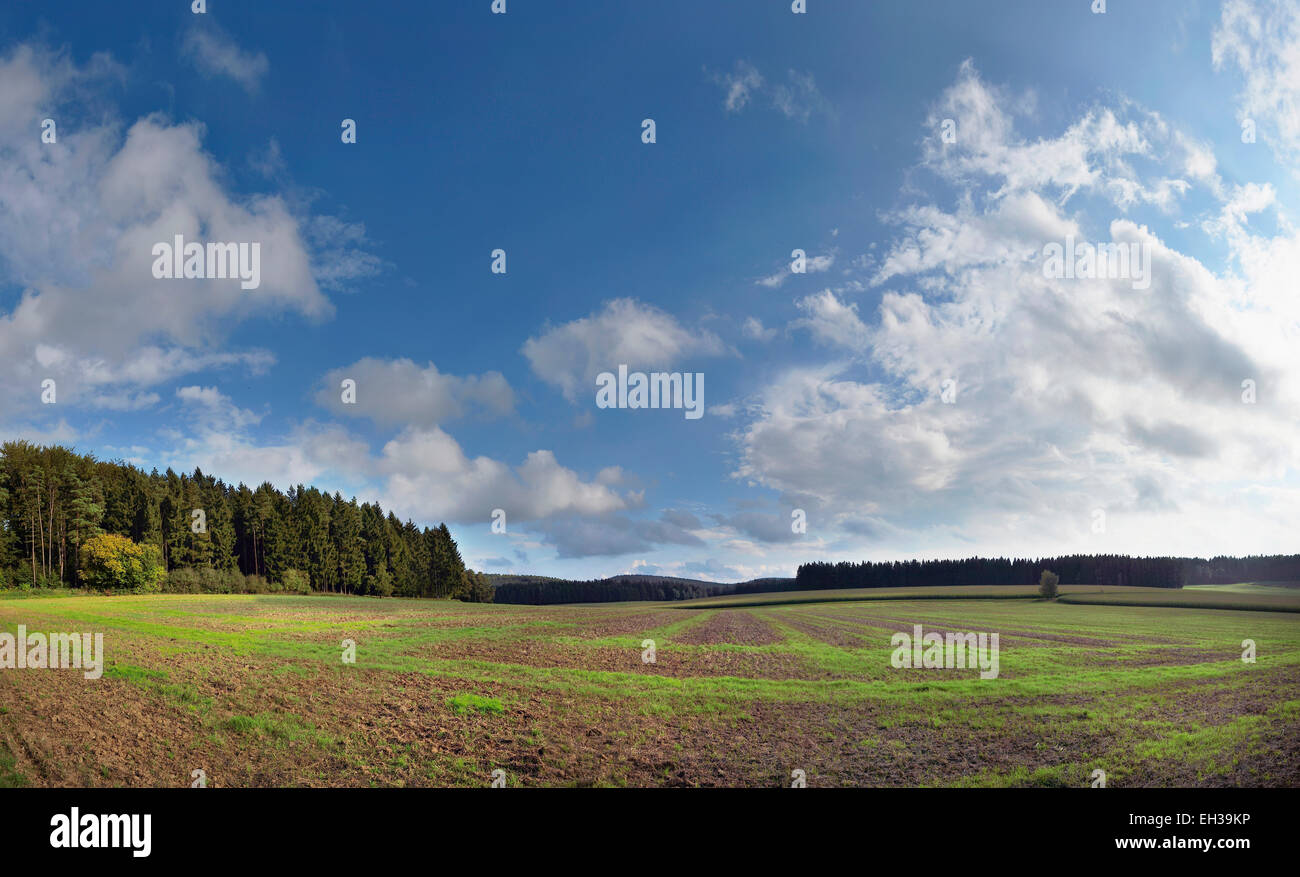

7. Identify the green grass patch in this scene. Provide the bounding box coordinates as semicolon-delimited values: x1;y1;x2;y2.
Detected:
0;739;27;788
446;693;504;716
217;711;323;743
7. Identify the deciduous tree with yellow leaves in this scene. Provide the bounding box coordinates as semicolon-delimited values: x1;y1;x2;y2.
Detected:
80;533;165;593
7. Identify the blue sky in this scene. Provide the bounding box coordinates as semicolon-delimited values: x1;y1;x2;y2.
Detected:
1;0;1298;581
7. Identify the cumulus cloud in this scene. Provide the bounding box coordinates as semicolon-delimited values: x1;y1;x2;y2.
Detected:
175;385;262;430
922;59;1196;210
731;62;1300;557
793;289;871;352
0;43;372;421
151;410;627;535
158;420;374;494
18;344;274;411
377;428;629;524
316;358;515;426
521;298;727;402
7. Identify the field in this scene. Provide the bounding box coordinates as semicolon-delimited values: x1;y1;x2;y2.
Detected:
1;589;1298;788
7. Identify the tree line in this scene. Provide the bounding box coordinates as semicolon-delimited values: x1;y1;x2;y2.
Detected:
492;552;1300;606
795;554;1300;591
1184;555;1300;585
490;574;728;605
490;574;804;605
0;441;491;600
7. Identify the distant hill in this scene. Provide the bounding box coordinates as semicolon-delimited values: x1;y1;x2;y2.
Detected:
483;573;566;587
487;572;796;605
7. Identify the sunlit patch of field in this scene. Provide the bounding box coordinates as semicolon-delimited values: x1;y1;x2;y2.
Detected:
0;591;1296;787
1186;582;1300;595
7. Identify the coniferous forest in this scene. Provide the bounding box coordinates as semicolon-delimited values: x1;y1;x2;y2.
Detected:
0;442;492;600
795;554;1300;591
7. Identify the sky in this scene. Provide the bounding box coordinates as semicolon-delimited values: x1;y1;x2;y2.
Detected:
1;0;1297;582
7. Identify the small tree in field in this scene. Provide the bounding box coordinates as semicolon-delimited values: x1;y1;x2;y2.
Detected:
1039;569;1060;599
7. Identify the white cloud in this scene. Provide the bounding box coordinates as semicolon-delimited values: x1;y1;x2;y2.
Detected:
19;346;274;411
377;428;628;523
181;25;269;94
315;358;515;426
158;420;372;493
793;289;870;352
176;385;262;430
0;43;366;422
923;59;1197;211
710;61;763;113
742;316;777;341
772;70;831;123
756;252;834;287
1213;0;1300;172
87;391;161;412
710;63;831;122
731;63;1300;557
521;298;727;402
152;414;627;532
301;215;388;292
0;418;80;448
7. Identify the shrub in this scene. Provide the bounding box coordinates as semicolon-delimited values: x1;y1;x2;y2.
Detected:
81;533;164;593
163;568;288;595
280;569;311;594
164;567;199;593
1039;569;1061;599
6;567;63;591
365;568;393;597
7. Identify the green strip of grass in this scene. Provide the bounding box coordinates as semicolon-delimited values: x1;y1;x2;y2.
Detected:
0;737;27;787
446;693;505;716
